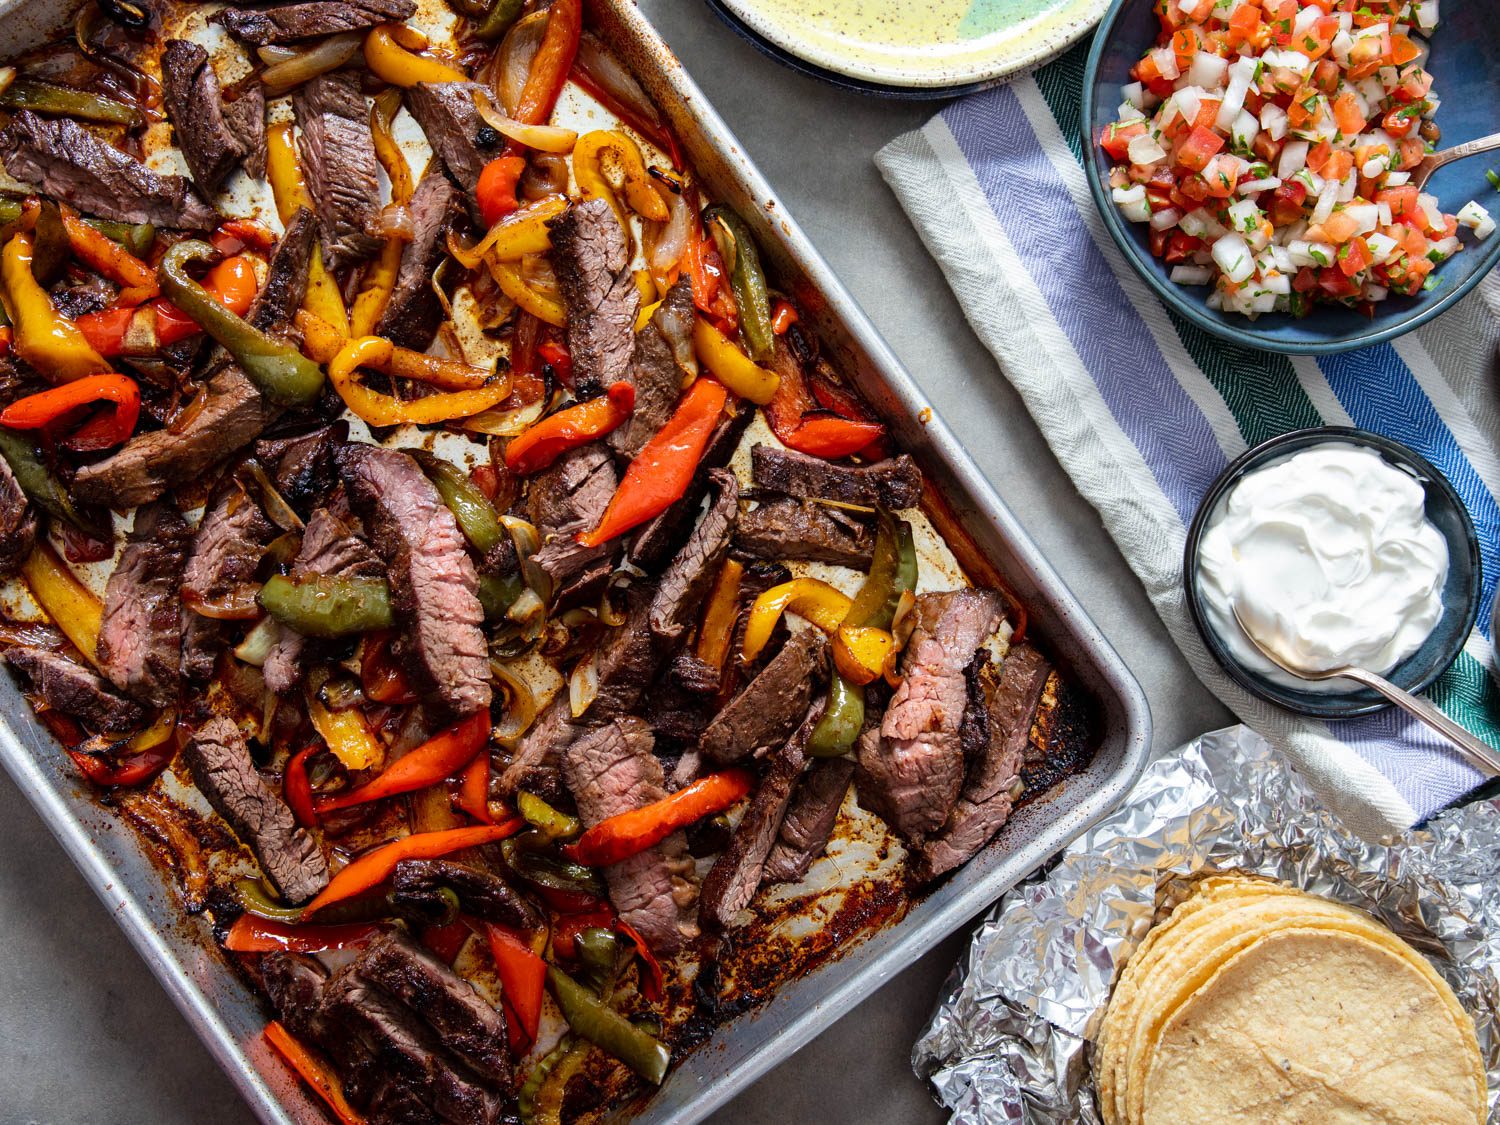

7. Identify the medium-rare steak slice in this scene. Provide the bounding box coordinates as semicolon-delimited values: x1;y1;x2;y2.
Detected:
648;468;738;643
217;0;416;44
223;83;267;182
734;496;875;570
185;716;329;902
548;199;639;393
319;967;506;1125
916;644;1049;881
527;443;616;592
3;646;147;732
764;756;854;884
857;589;1003;841
0;111;217;229
355;931;511;1088
390;859;542;931
181;487;275;681
97;502;191;707
610;278;693;460
377;171;461;350
294;73;381;270
700;702;821;930
0;448;36;576
336;444;490;718
405;82;491;213
563;718;699;954
160;39;248;194
698;628;828;764
248;207;317;334
261;951;329;1042
751;443;922;510
590;585;664;716
73;364;278;508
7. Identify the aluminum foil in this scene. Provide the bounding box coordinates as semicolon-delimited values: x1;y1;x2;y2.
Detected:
913;725;1500;1124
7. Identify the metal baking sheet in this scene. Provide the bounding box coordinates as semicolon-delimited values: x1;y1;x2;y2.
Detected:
0;1;1152;1121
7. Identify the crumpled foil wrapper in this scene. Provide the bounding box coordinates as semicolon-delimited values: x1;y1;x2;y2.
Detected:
912;725;1500;1124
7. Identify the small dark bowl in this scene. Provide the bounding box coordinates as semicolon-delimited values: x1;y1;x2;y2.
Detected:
1082;0;1500;354
1183;427;1481;718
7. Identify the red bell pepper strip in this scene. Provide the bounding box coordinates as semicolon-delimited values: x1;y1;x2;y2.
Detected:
536;338;573;386
781;414;885;460
503;381;635;474
314;711;491;815
505;310;546;407
0;326;12;356
264;1021;368;1125
214;219;278;254
360;632;417;705
476;155;527;227
509;0;581;132
566;767;754;867
66;741;175;788
283;744;319;829
576;378;727;547
0;372;140;451
420;917;474;964
764;350;885;460
74;254;257;357
59;207;157;307
771;300;798;335
455;751;494;824
302;821;522;917
485;924;546;1046
550;905;616;961
225;914;381;953
530;883;606;914
615;918;665;1002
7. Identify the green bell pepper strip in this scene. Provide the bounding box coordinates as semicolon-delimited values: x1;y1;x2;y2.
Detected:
576;926;620;989
85;218;154;257
475;0;525;39
547;966;671;1085
257;574;395;639
501;834;605;897
518;790;581;841
518;1033;575;1125
412;450;504;553
0;429;106;537
158;240;325;407
234;878;395;925
807;513;918;756
478;571;524;621
0;80;144;126
703;205;773;362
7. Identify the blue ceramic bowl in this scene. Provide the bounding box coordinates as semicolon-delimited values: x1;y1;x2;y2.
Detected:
1183;427;1481;718
1082;0;1500;354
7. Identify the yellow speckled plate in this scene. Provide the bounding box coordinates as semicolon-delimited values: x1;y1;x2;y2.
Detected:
716;0;1109;90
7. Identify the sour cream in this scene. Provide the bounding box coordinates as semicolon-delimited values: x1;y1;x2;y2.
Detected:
1198;443;1448;692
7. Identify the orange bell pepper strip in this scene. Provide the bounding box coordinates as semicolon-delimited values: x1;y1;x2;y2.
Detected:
74;254;257;357
302;821;522;917
225;915;381;953
283;744;319;829
485;923;546;1045
314;711;491;815
565;767;755;867
59;206;157;306
509;0;581;133
476;155;527;228
456;752;494;823
0;372;140;451
576;378;727;547
503;381;635;474
771;300;798;335
264;1021;368;1125
615;918;665;1002
694;557;743;678
782;414;885;460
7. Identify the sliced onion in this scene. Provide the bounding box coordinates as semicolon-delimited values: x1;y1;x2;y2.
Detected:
257;44;299;65
446;195;569;270
643;179;692;277
234;616;281;667
519;152;570;202
378;201;414;242
246;463;305;532
576;32;663;134
891;589;919;649
568;652;599;718
183;586;262;620
489;659;539;745
498;515;553;607
261;32;362;96
472;90;577;153
462;396;547;437
0;68;16;98
495;11;547;117
598;575;630;627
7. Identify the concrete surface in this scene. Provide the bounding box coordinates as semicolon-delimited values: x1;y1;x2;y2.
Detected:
0;3;1231;1122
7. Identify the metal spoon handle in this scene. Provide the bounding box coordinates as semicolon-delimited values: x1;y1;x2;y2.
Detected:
1337;665;1500;777
1414;130;1500;187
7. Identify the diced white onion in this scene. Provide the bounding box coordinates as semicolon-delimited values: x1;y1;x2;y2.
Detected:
1113;184;1152;223
1170;265;1215;286
1365;231;1399;262
1238;176;1281;195
1188;52;1229;89
1128;132;1168;165
1343;202;1379;234
1278;139;1310;179
1230;109;1259;153
1150;207;1182;231
1122;80;1147;110
1212;232;1256;283
1260;102;1289;141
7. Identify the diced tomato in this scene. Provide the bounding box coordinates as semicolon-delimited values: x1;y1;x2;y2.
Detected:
1201;157;1239;198
1382;107;1417;139
1311;59;1341;94
1100;120;1148;161
1389;33;1421;65
1296;15;1340;59
1250;132;1282;165
1337;236;1372;277
1346;33;1388;79
1178;172;1213;202
1321;209;1362;243
1176;126;1225;173
1149;226;1170;259
1227;2;1263;46
1398;137;1426;170
1267;180;1308;225
1331;92;1366;136
1377;185;1419;220
1191;98;1223;133
1292;266;1320;293
1322;150;1355;182
1163;232;1202;265
1317;266;1360;299
1170;27;1200;63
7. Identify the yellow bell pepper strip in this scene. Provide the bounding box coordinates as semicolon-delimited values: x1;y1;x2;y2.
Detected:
306;670;384;772
328;335;511;426
702;205;774;362
20;542;103;667
486;258;567;326
364;25;467;86
351;88;413;338
0;372;140;452
0;232;111;382
448;196;568;268
296;311;493;391
572;130;670;237
741;577;854;664
503;381;635;474
691;316;778;404
695;557;743;679
264;1022;368;1125
302;821;522;917
158;241;326;407
506;0;581;143
59;206;157;307
266;122;349;336
577;377;727;548
832;625;895;686
314;711;490;815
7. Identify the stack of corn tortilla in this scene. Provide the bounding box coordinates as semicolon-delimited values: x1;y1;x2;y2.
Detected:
1094;873;1486;1125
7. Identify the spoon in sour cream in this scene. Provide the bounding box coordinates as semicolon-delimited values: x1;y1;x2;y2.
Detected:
1229;601;1500;778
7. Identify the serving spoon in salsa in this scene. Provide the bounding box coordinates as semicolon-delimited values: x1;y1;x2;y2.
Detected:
1230;601;1500;777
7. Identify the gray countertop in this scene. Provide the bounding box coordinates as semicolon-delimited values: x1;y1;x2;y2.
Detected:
0;4;1232;1122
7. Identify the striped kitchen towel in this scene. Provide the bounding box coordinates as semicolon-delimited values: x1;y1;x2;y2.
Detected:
877;41;1500;838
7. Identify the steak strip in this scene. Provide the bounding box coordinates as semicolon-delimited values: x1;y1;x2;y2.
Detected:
548;199;639;393
0;448;36;576
735;496;875;569
763;757;854;884
3;646;147;733
751;443;922;510
698;628;828;765
294;72;382;270
217;0;416;44
648;468;738;643
390;858;542;931
97;502;191;707
404;82;492;216
377;171;461;350
160;38;249;194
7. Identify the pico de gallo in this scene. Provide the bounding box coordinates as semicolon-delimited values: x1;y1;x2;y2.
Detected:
1098;0;1495;318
